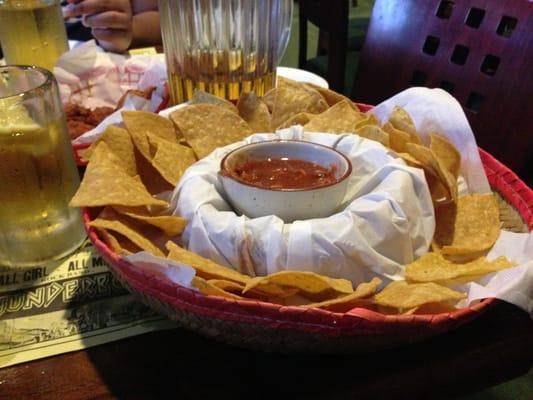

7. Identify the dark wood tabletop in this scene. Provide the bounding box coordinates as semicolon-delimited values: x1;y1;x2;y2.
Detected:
0;300;531;400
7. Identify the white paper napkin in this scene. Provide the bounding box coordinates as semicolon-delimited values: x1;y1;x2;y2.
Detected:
53;40;168;144
370;87;490;193
174;127;435;283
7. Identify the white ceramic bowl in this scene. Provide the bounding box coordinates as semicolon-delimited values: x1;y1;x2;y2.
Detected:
219;140;352;222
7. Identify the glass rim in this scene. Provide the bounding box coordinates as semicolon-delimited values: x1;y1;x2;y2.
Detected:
0;65;55;100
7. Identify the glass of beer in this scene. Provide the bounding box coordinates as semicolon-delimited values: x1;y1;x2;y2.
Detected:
0;0;69;71
0;65;86;267
159;0;293;105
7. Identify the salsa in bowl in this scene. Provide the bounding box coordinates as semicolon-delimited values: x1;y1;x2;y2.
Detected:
219;140;352;222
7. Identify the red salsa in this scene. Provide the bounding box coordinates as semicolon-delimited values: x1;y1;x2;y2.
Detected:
225;158;338;189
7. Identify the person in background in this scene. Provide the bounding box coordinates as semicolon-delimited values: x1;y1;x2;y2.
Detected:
63;0;161;53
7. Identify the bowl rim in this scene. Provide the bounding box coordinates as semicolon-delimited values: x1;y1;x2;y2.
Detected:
219;139;353;192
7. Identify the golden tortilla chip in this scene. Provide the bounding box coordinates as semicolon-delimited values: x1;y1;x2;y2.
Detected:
204;278;296;300
356;125;390;147
207;279;246;294
373;281;466;310
406;142;457;203
383;122;414;153
90;208;166;257
112;205;188;236
192;276;244;299
70;143;168;208
303;277;381;310
388;106;417;136
302;82;355;108
147;134;197;186
271;81;328;128
122;110;179;160
98;228;141;256
166;241;251;285
430;133;461;179
169;104;253;159
82;125;137;176
405;253;514;283
236;92;272;133
398;152;424;168
304;100;365;133
276;112;315;130
353;113;379;130
191;90;239;114
434;193;500;254
133;147;175;194
243;270;353;296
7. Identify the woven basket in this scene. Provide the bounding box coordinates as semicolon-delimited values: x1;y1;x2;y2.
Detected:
84;148;532;353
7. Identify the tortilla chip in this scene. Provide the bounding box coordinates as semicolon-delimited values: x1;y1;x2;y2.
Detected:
237;92;272;133
388;106;417;136
304;100;365;133
90;208;166;257
133;147;175;194
146;134;197;186
434;193;500;254
207;279;246;294
82;125;137;176
373;281;466;310
112;205;188;236
303;278;381;310
191;90;238;114
398;152;424;168
122;110;178;160
192;276;244;299
98;228;142;256
169;104;253;159
271;81;328;128
356;125;390;147
383;122;413;153
353;113;379;130
406;142;456;203
302;82;355;108
430;133;461;179
243;270;353;296
276;112;315;130
70;143;168;208
405;253;514;283
166;241;251;285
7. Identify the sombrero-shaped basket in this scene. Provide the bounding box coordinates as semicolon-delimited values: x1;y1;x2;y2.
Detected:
84;104;533;354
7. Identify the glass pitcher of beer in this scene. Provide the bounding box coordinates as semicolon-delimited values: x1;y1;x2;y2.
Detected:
0;66;86;267
159;0;293;105
0;0;69;71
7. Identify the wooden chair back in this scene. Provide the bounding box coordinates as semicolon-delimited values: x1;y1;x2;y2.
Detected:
298;0;349;92
351;0;533;179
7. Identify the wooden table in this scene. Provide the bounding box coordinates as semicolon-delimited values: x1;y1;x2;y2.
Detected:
0;301;531;399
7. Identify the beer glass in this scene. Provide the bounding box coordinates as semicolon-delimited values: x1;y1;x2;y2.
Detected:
159;0;293;104
0;0;69;71
0;66;86;267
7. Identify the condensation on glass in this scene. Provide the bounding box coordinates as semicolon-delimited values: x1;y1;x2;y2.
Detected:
0;0;68;71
